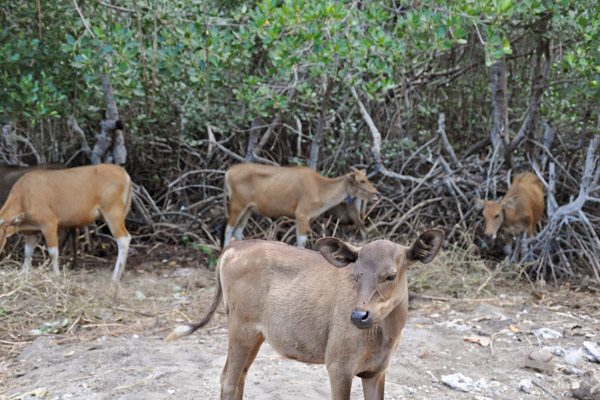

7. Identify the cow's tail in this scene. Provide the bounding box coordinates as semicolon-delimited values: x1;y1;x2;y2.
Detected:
166;260;223;342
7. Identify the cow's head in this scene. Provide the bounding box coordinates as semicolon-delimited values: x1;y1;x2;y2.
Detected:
0;213;23;254
316;229;444;329
475;196;518;240
344;168;380;201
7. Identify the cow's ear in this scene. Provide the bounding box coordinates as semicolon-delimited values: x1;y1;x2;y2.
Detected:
316;237;359;268
474;199;485;210
503;195;519;209
407;229;444;265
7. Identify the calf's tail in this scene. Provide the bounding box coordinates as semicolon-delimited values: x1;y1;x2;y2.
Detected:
166;262;223;342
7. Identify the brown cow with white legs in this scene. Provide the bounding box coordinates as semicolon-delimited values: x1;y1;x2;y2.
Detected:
222;163;380;248
0;163;79;268
0;164;132;283
167;229;444;400
475;171;544;254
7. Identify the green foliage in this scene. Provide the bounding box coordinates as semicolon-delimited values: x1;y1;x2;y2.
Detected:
0;0;598;150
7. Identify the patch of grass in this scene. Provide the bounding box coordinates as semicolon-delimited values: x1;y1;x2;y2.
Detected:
408;241;519;298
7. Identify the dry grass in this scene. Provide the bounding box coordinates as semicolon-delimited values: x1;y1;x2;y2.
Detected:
0;251;216;364
408;235;531;298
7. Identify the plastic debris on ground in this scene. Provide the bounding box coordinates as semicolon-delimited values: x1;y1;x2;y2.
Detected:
441;373;487;393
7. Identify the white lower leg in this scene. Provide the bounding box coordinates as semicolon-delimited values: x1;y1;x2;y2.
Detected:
224;225;234;246
48;246;59;274
23;235;38;270
233;227;244;241
297;235;307;248
112;235;131;282
296;225;307;248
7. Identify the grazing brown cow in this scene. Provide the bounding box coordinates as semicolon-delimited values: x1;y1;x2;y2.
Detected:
0;163;65;206
0;164;132;282
0;163;79;268
167;229;444;399
222;163;380;248
475;171;544;254
325;199;368;240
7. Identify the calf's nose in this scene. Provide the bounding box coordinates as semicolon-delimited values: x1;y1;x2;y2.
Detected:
484;233;494;241
351;309;371;328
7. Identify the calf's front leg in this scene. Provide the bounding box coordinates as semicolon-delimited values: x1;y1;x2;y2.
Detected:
362;373;385;400
23;234;38;270
326;363;353;400
41;225;60;274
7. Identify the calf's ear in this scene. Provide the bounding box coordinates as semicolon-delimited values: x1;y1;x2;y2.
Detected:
407;229;444;265
316;237;360;268
503;195;519;209
474;198;485;210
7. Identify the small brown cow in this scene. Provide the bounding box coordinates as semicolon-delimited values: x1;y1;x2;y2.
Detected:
0;163;79;268
475;171;544;254
0;164;132;282
0;163;65;206
223;163;380;248
325;198;368;241
167;229;444;399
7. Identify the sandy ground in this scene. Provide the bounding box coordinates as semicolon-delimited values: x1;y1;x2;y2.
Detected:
2;253;600;400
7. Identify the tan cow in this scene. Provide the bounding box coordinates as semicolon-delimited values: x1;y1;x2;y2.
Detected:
0;164;132;282
222;163;380;247
475;171;544;254
167;229;444;400
325;199;368;240
0;163;79;268
0;163;65;206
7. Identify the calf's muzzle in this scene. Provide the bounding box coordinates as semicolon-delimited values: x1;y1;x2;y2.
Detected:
350;308;372;329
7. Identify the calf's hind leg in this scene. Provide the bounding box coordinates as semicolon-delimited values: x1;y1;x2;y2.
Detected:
220;328;264;400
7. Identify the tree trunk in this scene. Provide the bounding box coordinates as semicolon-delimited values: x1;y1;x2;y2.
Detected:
505;13;552;167
309;76;335;170
489;57;509;152
91;74;127;165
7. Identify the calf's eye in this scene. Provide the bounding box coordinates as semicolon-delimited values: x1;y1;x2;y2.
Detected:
386;274;397;281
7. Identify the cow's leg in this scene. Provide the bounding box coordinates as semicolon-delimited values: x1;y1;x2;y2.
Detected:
326;363;353;400
41;225;60;274
23;234;38;270
362;373;385;400
295;214;309;248
233;207;252;242
225;204;250;246
100;208;131;283
220;332;263;400
235;336;264;398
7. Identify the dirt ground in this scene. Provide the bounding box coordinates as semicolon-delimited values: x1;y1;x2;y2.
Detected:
1;248;600;400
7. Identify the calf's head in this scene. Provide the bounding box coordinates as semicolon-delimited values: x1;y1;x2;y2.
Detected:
316;229;444;329
475;196;518;240
344;169;380;202
0;213;23;254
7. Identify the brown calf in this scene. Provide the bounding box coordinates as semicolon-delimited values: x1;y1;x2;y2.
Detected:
325;199;368;240
0;163;79;268
475;171;544;254
223;163;380;247
0;164;132;282
167;229;444;399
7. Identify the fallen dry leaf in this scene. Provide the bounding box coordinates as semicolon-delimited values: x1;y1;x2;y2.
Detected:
464;335;491;347
509;324;520;332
